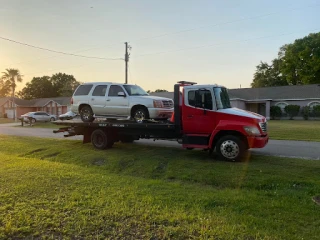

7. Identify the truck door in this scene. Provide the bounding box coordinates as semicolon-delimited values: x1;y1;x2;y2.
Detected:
182;88;216;134
89;85;109;115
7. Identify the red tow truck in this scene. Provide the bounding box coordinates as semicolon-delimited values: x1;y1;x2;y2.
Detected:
54;81;268;161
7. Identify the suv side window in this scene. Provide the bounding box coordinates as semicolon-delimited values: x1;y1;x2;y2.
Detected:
92;85;108;96
108;85;124;97
74;85;93;96
188;89;213;110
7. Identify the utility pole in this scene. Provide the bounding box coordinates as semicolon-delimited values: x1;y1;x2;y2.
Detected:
125;42;129;84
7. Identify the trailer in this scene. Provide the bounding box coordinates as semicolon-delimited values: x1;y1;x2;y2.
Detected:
53;81;269;161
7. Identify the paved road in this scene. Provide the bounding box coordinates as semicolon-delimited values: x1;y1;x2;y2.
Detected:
1;123;319;160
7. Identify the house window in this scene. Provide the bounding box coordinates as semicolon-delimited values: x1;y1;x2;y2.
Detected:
275;102;288;113
308;101;320;110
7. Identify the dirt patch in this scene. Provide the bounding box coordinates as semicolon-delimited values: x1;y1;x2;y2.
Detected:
19;148;47;157
41;152;61;159
92;158;106;166
312;196;320;205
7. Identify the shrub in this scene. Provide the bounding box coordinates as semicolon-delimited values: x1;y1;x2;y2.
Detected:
313;105;320;117
302;106;311;120
270;106;282;120
3;113;7;118
284;105;300;120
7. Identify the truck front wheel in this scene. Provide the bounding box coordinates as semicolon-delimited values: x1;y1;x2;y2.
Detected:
216;135;247;162
91;129;114;149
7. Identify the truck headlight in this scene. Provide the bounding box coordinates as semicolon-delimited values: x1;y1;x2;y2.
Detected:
153;100;163;108
244;126;261;136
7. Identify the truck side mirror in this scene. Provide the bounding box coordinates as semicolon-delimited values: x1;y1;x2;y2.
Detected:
118;92;126;97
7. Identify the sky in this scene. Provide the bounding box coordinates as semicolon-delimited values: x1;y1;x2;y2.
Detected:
1;0;319;93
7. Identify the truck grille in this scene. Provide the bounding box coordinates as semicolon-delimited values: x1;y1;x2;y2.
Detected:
162;100;173;108
259;122;267;132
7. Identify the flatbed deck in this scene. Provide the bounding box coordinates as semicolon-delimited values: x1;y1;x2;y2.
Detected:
53;119;176;130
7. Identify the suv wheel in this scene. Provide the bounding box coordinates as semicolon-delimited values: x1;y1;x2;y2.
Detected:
132;108;149;123
80;105;95;122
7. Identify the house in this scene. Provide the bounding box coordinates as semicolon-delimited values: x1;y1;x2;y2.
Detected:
150;84;320;120
0;97;71;119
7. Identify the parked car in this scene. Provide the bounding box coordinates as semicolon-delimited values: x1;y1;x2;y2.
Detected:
70;82;174;123
59;111;78;120
19;111;56;123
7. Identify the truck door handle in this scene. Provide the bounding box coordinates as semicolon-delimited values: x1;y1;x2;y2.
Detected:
91;98;94;101
187;115;193;118
106;99;110;101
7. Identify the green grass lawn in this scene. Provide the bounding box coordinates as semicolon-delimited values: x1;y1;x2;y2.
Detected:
0;135;319;239
268;120;320;142
0;118;15;124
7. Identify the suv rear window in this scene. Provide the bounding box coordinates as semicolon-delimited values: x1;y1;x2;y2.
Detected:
74;85;93;96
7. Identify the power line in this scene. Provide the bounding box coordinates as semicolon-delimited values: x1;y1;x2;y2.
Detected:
7;42;122;67
0;36;123;61
4;2;319;68
133;28;320;58
129;2;320;43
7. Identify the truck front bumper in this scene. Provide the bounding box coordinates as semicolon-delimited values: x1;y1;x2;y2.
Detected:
248;135;269;148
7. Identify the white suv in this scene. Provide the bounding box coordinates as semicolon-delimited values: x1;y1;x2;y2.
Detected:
71;82;173;122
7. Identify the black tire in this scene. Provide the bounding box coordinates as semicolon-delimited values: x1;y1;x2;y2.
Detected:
80;105;95;122
50;117;55;122
216;135;247;162
91;129;114;150
31;118;36;124
132;107;149;123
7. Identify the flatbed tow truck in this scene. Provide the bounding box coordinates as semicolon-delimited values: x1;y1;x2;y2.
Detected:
53;81;268;161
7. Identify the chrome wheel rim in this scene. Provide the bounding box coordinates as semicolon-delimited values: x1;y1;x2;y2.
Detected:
81;109;91;120
134;110;145;123
220;140;239;159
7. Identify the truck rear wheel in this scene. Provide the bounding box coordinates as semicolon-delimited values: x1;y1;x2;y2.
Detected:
216;135;246;162
91;129;114;149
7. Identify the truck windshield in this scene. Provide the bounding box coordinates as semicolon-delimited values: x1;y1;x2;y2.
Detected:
123;85;149;96
213;87;231;109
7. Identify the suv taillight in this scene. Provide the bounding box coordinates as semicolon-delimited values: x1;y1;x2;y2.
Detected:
71;98;73;104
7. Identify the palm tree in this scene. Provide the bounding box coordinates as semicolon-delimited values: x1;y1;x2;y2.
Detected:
1;68;23;119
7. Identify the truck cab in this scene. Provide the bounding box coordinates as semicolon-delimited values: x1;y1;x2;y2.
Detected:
172;81;269;161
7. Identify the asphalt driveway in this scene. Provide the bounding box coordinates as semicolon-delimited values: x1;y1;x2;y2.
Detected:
0;123;319;160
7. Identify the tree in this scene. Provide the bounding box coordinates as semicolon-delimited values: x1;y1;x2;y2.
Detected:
251;60;288;88
251;32;320;87
17;72;81;99
1;68;23;98
18;76;54;100
51;73;80;97
280;33;320;85
155;89;168;92
0;78;11;97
